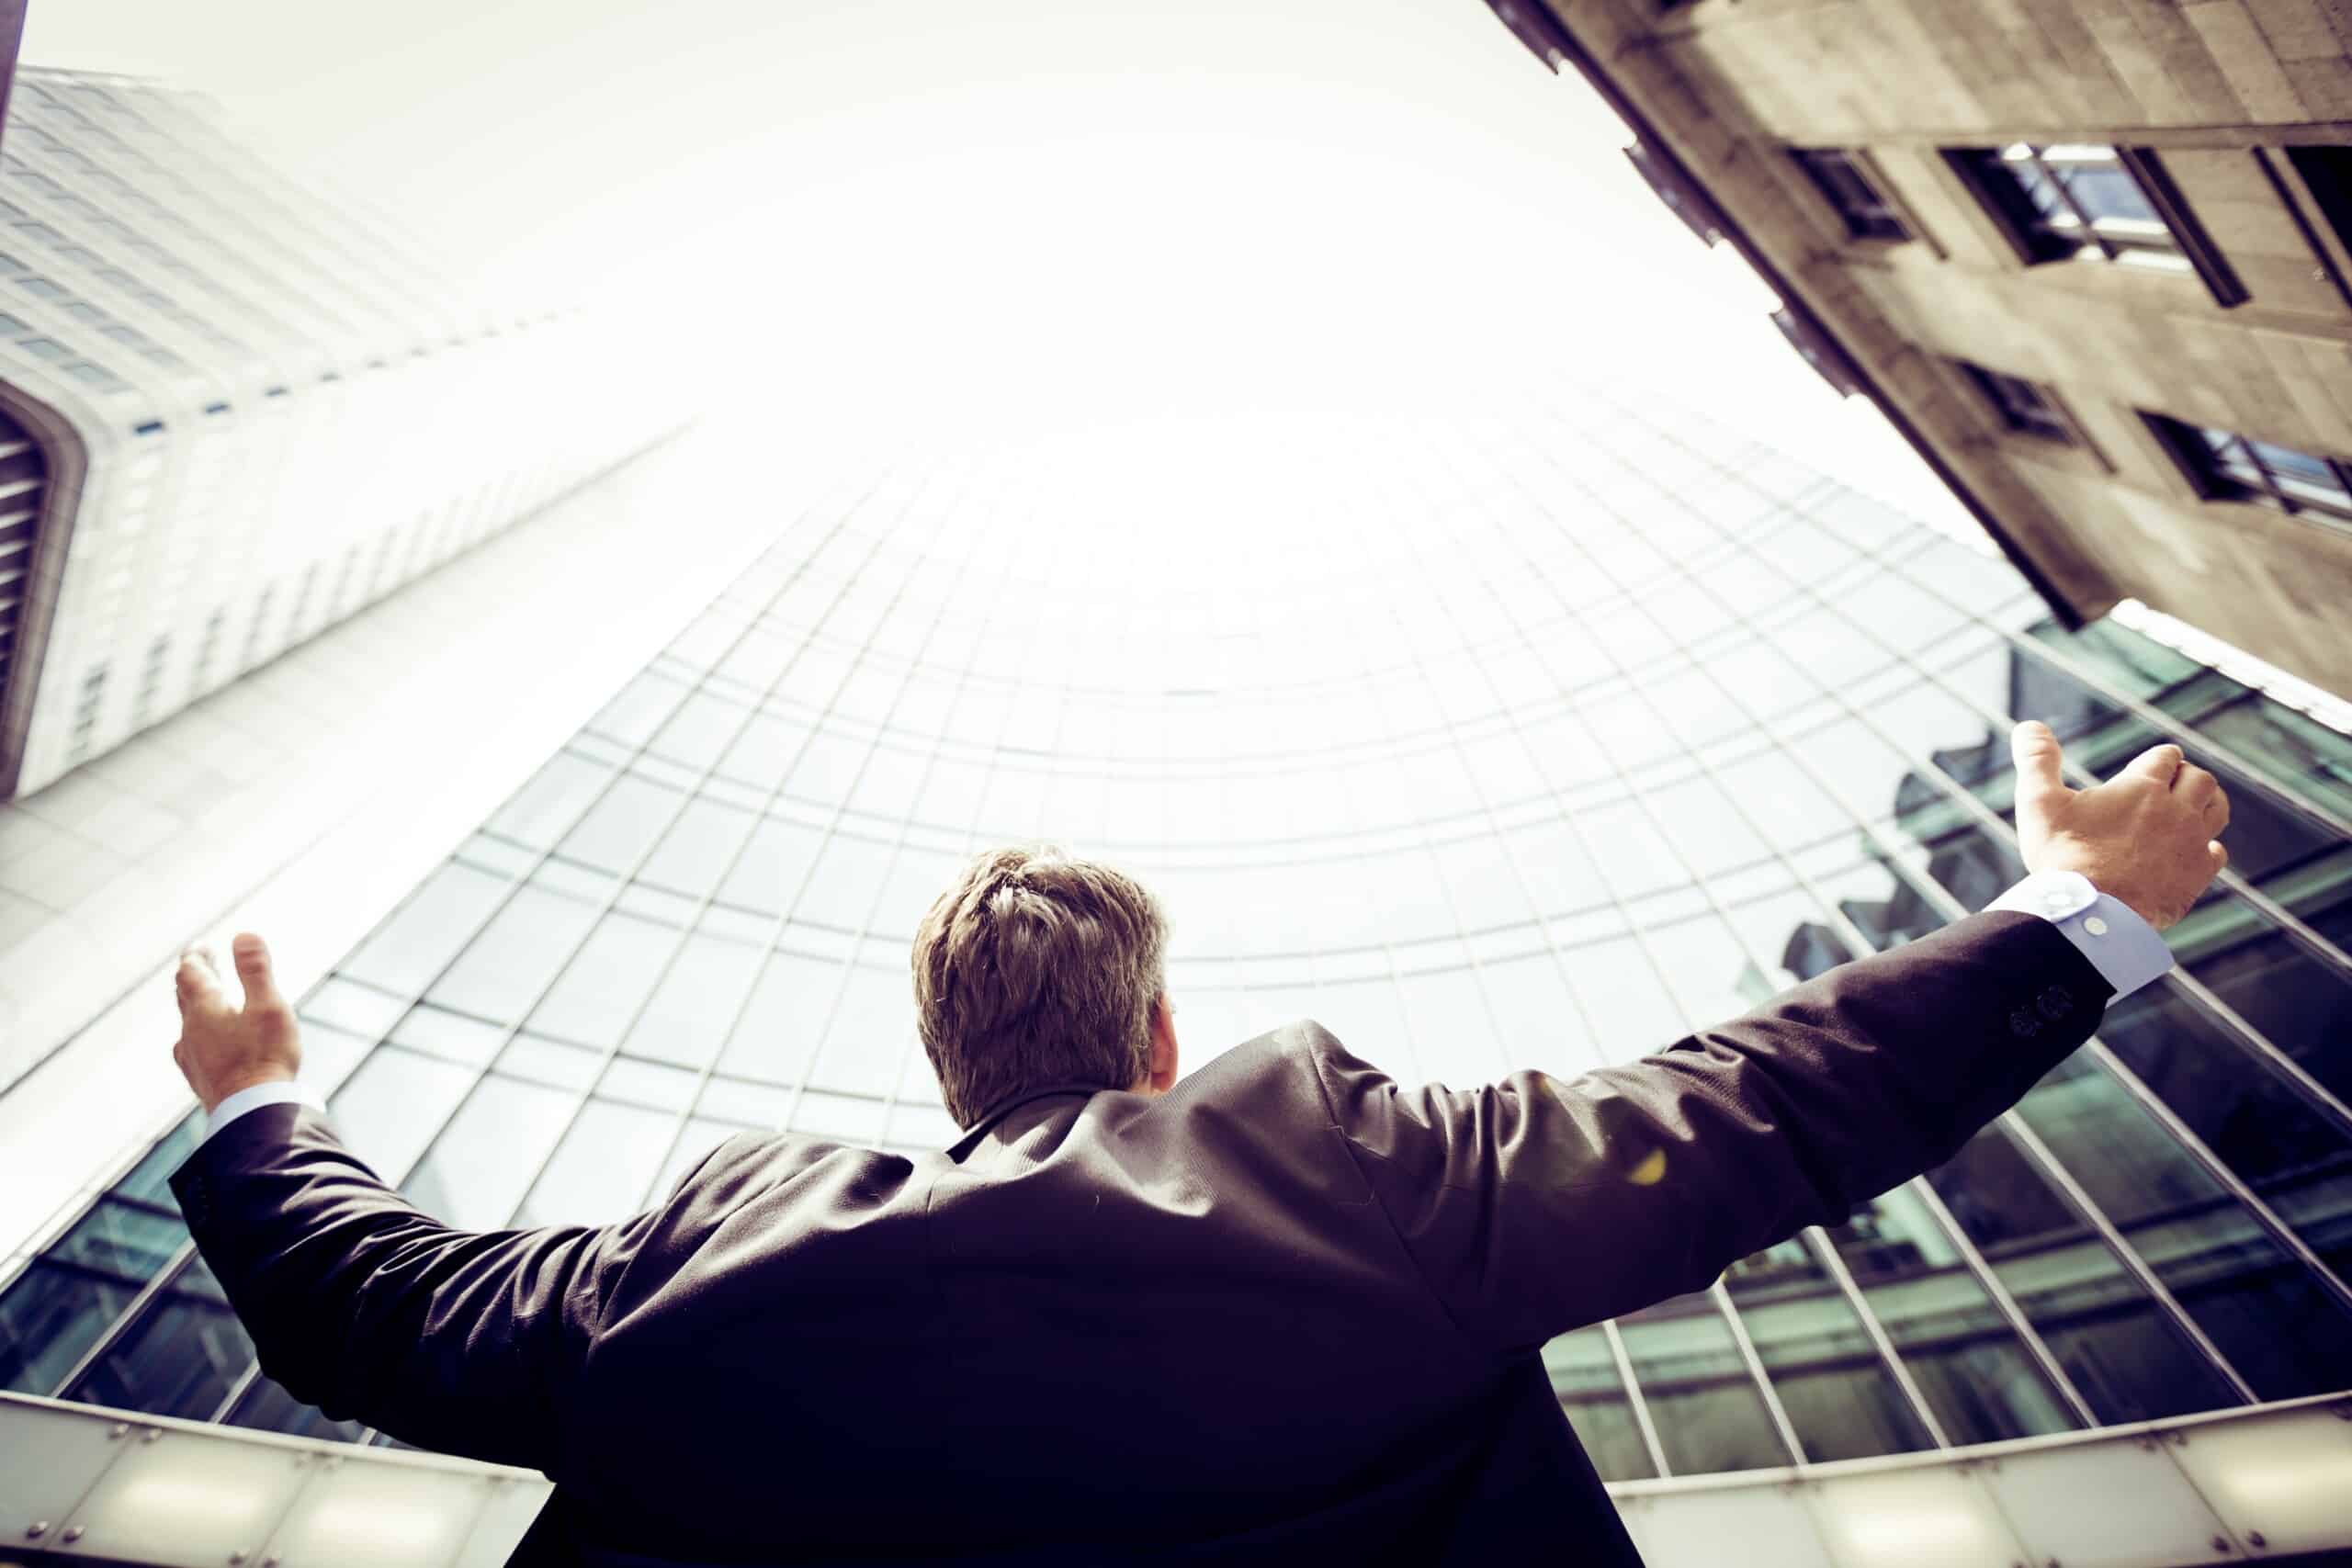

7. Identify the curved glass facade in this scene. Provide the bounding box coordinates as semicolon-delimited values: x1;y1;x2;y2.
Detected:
5;384;2349;1479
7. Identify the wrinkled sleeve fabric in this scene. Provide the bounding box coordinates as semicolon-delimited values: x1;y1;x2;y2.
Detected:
168;1105;744;1469
1307;909;2112;1353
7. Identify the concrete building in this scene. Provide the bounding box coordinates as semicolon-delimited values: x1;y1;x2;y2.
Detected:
1481;0;2352;703
0;66;683;798
3;385;2346;1563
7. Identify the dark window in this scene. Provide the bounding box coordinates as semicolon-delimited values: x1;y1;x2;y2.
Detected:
1956;361;2074;443
1946;144;2246;305
2144;414;2352;530
2285;145;2352;254
69;664;107;755
1792;149;1908;242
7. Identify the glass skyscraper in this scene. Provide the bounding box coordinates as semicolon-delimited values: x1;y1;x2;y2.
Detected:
4;381;2348;1557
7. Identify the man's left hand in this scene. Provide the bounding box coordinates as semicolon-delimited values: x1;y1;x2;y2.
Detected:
174;932;302;1113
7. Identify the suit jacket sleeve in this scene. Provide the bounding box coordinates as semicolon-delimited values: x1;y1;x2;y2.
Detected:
168;1106;746;1469
1307;909;2113;1352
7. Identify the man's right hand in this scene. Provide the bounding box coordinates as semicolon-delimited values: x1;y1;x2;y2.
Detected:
2010;720;2230;931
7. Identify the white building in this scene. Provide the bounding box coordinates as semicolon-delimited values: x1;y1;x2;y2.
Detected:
0;66;683;797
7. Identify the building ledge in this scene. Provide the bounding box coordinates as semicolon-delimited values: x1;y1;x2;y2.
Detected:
4;1388;2346;1564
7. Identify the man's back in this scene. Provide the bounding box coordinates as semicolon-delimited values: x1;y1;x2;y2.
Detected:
545;1024;1626;1562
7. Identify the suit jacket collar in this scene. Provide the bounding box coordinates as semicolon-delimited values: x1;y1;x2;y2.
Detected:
945;1080;1113;1161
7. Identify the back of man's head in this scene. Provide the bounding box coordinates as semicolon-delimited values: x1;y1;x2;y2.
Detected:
912;845;1169;1129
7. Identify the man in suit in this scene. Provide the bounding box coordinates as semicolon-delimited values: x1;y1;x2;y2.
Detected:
168;720;2229;1565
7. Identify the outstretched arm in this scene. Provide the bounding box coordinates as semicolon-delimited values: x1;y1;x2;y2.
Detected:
164;935;723;1467
1312;721;2230;1353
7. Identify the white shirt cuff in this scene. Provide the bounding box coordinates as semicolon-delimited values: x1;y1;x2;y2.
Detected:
202;1080;327;1145
1984;870;2175;1000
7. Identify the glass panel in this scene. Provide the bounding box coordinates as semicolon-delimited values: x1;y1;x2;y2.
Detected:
556;773;684;874
2011;1055;2352;1399
1540;1327;1657;1481
0;1199;187;1393
483;750;614;850
808;962;916;1097
325;1045;476;1181
1615;1292;1792;1474
718;945;844;1084
2168;867;2352;1110
1719;1237;1933;1461
1824;1187;2077;1445
2053;162;2158;225
62;1258;254;1420
514;1099;680;1229
340;861;513;997
525;909;684;1049
400;1073;580;1230
111;1114;204;1212
426;885;604;1024
718;817;825;915
1924;1128;2239;1423
639;797;759;899
2185;689;2352;827
620;930;767;1070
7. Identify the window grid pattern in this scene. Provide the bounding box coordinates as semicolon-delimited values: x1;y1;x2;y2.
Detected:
6;391;2350;1479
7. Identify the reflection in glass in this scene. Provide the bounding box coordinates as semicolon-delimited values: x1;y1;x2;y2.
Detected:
1540;1327;1657;1481
1926;1129;2237;1422
1615;1292;1791;1474
63;1258;254;1420
1717;1236;1933;1461
1823;1189;2076;1445
0;1199;188;1393
2010;1055;2352;1398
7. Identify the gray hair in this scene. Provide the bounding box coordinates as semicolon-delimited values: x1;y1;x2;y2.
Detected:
911;844;1168;1129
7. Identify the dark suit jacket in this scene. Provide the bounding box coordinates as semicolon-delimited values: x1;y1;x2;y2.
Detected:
170;910;2111;1565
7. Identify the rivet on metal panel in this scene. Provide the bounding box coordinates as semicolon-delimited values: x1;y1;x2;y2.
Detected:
141;1427;162;1443
2248;1532;2267;1549
262;1555;281;1568
2213;1535;2233;1553
2316;269;2330;283
107;1422;128;1439
59;1526;82;1544
2332;1399;2352;1421
2169;1430;2189;1446
23;1523;47;1540
228;1551;246;1564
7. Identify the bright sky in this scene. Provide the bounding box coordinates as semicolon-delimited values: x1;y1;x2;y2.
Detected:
21;0;1973;525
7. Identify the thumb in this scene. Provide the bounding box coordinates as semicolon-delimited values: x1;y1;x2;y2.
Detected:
2010;721;2070;821
231;931;284;1012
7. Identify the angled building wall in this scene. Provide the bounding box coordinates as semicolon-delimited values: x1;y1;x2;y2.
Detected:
1483;0;2352;701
